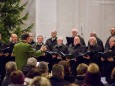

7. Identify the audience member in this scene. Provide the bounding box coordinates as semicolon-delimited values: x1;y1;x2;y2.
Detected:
110;67;115;86
25;68;41;85
29;76;51;86
58;61;77;83
2;61;17;86
76;63;88;85
82;63;104;86
21;57;37;76
9;70;25;86
50;64;68;86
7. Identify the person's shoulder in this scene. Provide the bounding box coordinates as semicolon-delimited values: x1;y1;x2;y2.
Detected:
15;41;30;47
46;38;52;41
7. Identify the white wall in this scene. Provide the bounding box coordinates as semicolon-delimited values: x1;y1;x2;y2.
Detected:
35;0;115;45
35;0;57;42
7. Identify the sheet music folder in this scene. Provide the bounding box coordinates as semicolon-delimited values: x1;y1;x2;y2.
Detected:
66;37;74;45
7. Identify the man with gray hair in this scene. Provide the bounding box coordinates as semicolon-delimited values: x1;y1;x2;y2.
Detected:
66;28;86;46
21;57;37;76
2;61;17;86
86;37;103;66
89;31;104;51
52;36;68;59
27;57;37;67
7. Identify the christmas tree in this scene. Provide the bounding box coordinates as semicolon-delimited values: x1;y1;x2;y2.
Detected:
0;0;34;42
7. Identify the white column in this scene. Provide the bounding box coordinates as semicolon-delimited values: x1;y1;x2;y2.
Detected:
35;0;57;42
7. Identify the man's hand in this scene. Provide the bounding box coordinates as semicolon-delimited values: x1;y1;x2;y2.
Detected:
107;57;114;62
40;45;47;52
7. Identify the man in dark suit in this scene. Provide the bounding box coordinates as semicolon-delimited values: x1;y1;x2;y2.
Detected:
89;31;104;51
105;27;115;51
103;37;115;82
45;31;57;51
32;35;44;50
86;37;103;66
13;33;47;69
5;34;18;61
48;37;68;72
68;36;86;76
28;32;35;46
52;37;68;58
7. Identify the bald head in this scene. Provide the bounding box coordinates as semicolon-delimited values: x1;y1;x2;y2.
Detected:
11;34;18;43
74;36;80;45
72;28;78;37
89;37;97;46
110;27;115;36
109;37;115;48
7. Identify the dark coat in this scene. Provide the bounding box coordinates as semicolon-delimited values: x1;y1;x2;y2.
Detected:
82;72;104;86
2;75;11;86
64;73;77;83
32;42;44;50
50;76;68;86
87;44;102;65
105;35;115;51
52;44;68;54
45;37;57;51
88;37;104;52
76;75;85;85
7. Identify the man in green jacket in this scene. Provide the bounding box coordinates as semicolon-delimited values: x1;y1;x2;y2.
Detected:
13;33;47;69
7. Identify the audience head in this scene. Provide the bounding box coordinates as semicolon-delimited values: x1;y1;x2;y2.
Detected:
111;67;115;79
10;34;18;43
38;61;49;73
64;83;79;86
29;76;51;86
110;27;115;36
10;70;25;84
74;36;80;45
52;64;64;79
76;63;88;75
37;35;43;43
26;68;41;78
5;61;17;75
51;30;57;38
57;37;63;46
84;63;101;86
89;37;97;46
72;28;78;37
58;61;70;75
109;36;115;48
27;57;37;67
21;33;30;43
